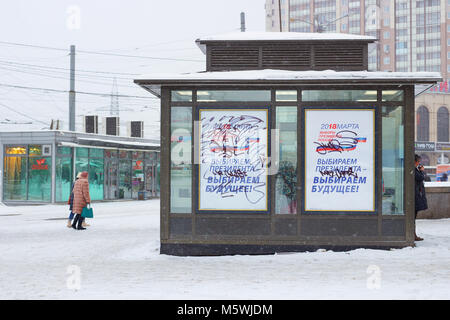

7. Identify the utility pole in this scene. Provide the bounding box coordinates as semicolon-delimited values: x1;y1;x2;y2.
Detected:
240;12;246;32
278;0;282;32
69;45;76;131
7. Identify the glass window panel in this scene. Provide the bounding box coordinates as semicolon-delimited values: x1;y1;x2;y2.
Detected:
75;157;89;179
132;159;145;199
76;147;89;158
28;157;51;202
89;148;104;158
145;151;156;161
302;90;378;101
156;153;160;197
171;107;192;213
57;147;72;155
119;150;130;159
28;145;42;156
119;160;132;199
56;157;73;202
3;156;27;200
171;90;192;102
105;149;118;158
89;158;104;200
6;146;26;155
132;151;144;159
276;107;298;214
145;162;156;198
197;90;271;102
276;90;297;102
104;159;118;200
382;90;404;102
382;105;404;215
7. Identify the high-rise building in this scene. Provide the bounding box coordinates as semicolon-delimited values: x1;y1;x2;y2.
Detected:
266;0;450;178
265;0;447;76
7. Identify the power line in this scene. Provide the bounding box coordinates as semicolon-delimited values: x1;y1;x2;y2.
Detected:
0;64;141;89
0;59;140;77
0;101;50;125
0;83;158;99
0;40;204;62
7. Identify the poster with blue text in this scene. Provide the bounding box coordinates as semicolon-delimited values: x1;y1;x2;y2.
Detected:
199;109;268;211
305;109;375;212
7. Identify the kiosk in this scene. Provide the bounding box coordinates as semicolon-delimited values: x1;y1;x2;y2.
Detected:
135;32;441;255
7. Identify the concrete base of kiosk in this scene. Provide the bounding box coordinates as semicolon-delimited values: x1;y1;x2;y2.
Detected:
161;242;412;256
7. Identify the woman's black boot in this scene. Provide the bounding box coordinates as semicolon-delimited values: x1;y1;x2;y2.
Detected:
77;216;86;230
72;214;79;230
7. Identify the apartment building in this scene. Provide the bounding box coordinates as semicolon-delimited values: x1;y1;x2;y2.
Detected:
266;0;450;177
266;0;447;76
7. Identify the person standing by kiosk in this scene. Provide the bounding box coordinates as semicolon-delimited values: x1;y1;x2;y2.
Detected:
414;154;427;241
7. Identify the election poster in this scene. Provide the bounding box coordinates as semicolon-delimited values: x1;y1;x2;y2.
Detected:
199;109;268;211
305;109;375;212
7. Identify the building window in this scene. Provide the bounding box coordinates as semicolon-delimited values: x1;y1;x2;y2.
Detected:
382;105;404;215
437;106;449;142
197;90;271;102
416;106;430;141
56;147;73;202
3;145;52;202
384;57;390;65
75;148;104;201
302;90;377;101
170;107;192;213
275;107;297;214
172;91;192;102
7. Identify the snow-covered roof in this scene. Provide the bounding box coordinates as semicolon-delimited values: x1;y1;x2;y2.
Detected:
135;69;441;83
196;32;376;42
195;32;377;54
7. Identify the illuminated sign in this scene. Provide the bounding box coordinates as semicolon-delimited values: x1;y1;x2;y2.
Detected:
198;109;269;212
305;109;375;212
32;159;49;170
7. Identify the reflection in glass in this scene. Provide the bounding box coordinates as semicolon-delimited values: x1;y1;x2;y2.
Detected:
171;90;192;102
56;157;73;202
28;145;42;156
76;147;89;158
132;159;145;199
382;106;404;215
89;158;104;200
171;107;192;213
302;90;377;101
89;148;104;158
275;107;297;214
197;90;271;102
6;146;26;155
276;90;297;102
382;90;404;102
104;159;118;200
3;156;27;200
119;160;132;199
28;157;52;201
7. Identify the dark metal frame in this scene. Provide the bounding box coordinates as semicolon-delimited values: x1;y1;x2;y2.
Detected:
194;105;272;215
157;85;416;255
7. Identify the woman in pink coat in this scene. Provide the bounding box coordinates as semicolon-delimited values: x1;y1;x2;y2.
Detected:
71;171;91;230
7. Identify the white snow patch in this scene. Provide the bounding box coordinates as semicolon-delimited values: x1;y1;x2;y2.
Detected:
0;200;449;299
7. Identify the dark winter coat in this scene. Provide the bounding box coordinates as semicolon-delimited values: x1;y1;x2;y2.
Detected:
72;178;91;214
67;181;76;211
415;167;428;212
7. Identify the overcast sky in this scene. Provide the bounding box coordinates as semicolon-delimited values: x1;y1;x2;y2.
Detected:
0;0;266;136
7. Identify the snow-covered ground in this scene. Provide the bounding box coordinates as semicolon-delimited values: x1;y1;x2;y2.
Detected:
0;200;449;300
